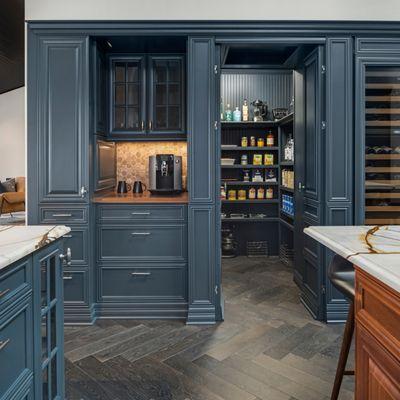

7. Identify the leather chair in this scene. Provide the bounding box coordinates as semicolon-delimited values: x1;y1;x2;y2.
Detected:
328;254;355;400
0;177;26;216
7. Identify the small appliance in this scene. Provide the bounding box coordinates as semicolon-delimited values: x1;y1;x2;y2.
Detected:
149;154;182;194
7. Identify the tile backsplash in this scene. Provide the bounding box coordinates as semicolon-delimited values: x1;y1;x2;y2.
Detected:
116;142;188;189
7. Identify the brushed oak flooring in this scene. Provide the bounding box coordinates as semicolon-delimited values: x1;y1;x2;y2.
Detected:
64;257;354;400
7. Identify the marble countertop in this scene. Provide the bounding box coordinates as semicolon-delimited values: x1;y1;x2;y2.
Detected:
0;225;71;271
304;225;400;293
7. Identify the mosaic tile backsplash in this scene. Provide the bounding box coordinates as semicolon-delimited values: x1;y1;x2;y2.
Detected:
116;142;188;189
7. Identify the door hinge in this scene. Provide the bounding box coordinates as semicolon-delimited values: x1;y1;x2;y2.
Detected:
321;121;326;130
215;285;219;295
321;65;326;74
321;285;326;295
214;64;218;75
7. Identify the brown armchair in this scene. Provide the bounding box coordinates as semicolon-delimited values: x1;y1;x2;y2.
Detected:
0;177;26;215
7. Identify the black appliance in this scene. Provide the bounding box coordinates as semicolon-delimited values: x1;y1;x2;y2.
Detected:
149;154;182;194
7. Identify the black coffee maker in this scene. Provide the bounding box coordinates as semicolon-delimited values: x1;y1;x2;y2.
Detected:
149;154;183;195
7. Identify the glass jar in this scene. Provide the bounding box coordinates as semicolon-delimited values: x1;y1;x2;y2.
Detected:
241;136;248;147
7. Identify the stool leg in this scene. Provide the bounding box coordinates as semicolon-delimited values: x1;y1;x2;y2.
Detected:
331;301;354;400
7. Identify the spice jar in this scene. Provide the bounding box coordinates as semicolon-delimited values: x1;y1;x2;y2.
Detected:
238;189;246;200
241;136;248;147
257;138;265;147
248;187;256;199
266;187;274;199
228;190;237;201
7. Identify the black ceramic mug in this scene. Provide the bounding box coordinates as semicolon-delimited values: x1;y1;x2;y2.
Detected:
133;181;147;194
117;181;131;194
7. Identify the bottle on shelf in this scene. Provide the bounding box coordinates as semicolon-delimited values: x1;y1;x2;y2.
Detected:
249;187;256;199
284;135;295;162
266;130;274;146
266;187;274;199
225;104;233;121
241;136;248;147
257;137;265;147
233;107;241;122
242;99;249;122
250;136;256;147
257;187;265;199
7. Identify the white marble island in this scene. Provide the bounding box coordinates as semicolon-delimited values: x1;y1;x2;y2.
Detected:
304;225;400;400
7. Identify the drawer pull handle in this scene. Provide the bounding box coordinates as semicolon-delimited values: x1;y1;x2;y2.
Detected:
0;288;10;299
131;212;151;216
59;248;72;266
52;213;72;218
131;272;151;276
64;234;72;238
63;276;73;280
131;232;151;236
0;339;10;351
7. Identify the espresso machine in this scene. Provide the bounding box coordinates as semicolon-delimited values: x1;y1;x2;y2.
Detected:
149;154;183;194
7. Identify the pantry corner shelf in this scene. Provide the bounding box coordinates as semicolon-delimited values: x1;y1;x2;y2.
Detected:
221;180;278;186
221;164;279;169
221;146;279;151
221;199;279;204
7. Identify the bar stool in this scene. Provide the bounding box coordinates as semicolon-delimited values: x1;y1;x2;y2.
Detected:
328;254;355;400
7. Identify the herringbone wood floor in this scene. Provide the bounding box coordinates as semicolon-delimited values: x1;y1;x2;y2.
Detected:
65;257;354;400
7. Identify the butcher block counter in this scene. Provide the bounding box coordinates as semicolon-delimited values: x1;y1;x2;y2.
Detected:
305;225;400;400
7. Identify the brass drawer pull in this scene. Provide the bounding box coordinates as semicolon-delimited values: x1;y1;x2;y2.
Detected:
0;288;10;299
130;272;151;276
131;212;151;216
0;339;10;351
52;213;72;218
131;232;151;236
63;276;73;280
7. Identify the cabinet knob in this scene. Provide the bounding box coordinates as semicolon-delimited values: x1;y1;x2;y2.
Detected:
80;186;88;198
59;247;72;266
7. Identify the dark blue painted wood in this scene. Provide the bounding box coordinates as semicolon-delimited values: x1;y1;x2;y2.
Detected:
93;42;108;136
324;37;354;323
93;137;116;192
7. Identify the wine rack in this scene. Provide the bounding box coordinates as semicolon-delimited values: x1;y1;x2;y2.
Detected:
364;67;400;225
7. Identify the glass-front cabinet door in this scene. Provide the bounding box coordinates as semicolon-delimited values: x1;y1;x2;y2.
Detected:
148;55;185;137
35;243;64;400
109;56;146;136
357;59;400;225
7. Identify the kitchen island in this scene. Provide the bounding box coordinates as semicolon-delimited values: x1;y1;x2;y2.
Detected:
305;225;400;400
0;225;70;400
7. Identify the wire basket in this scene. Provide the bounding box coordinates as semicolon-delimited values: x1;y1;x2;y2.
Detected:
247;241;269;257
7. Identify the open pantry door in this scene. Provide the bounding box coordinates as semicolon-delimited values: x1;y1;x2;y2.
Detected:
294;45;326;320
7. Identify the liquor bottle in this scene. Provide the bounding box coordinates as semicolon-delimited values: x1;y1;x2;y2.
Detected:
225;104;233;121
233;107;242;122
242;99;249;121
266;130;274;146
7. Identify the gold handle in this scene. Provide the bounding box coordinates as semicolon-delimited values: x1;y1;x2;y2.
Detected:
0;288;10;299
0;339;10;351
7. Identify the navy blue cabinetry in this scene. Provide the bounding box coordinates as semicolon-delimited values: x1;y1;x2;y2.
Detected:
96;203;188;319
0;241;65;400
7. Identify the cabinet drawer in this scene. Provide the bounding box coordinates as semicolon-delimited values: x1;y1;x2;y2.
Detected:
63;270;88;304
100;266;187;301
99;225;187;262
63;226;89;266
98;204;186;223
0;301;32;398
39;206;88;224
0;260;31;312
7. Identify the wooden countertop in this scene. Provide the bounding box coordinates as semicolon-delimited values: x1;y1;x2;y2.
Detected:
92;191;189;204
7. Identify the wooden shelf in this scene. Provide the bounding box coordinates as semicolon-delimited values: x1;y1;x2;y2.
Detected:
221;180;278;186
280;186;294;193
222;199;278;204
366;83;400;89
366;121;400;127
366;109;400;114
366;96;400;102
365;154;400;160
365;206;400;212
221;164;278;169
365;180;400;189
221;146;279;151
365;166;400;173
222;217;279;223
365;193;400;199
365;217;400;225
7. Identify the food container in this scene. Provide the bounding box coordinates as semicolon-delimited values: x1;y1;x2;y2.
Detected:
241;137;248;147
257;188;265;199
266;187;274;199
248;188;256;199
241;155;248;165
250;136;256;147
238;189;247;200
253;154;263;165
228;190;237;201
264;154;274;165
257;138;265;147
243;170;250;182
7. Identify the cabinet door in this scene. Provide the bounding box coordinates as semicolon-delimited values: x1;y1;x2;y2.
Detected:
109;55;146;137
148;55;186;137
33;243;64;400
37;37;89;203
356;324;400;400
